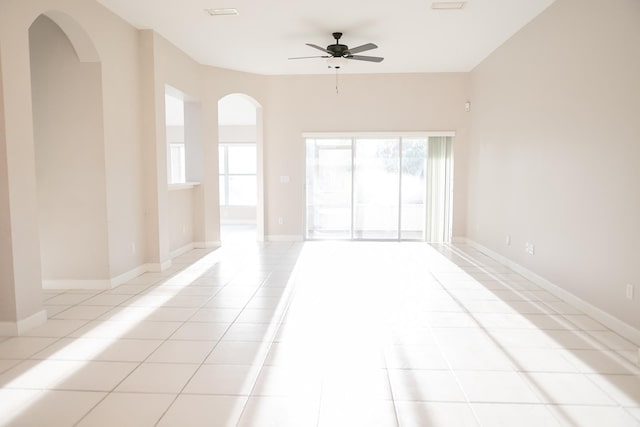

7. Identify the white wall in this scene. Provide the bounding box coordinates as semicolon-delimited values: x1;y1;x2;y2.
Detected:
219;125;256;143
467;0;640;329
30;15;109;281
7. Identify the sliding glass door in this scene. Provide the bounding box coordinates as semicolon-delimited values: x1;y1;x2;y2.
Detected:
400;139;427;240
305;139;352;239
353;138;400;239
305;135;452;242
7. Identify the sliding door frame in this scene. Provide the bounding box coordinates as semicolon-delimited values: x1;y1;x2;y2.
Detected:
304;131;455;242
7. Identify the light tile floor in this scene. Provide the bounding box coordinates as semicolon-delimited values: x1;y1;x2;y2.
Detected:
1;236;639;426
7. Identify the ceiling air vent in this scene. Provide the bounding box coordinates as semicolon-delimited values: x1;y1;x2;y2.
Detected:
431;2;466;10
205;8;239;16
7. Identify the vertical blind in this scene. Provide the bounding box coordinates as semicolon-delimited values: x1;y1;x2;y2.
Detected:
425;136;453;243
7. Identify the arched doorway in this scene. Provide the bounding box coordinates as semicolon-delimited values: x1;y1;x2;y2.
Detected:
217;94;264;243
29;14;109;289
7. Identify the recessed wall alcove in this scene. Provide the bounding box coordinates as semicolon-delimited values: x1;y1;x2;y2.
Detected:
29;13;109;289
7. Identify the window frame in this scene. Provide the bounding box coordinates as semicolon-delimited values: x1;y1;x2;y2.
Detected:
303;131;455;243
219;143;257;207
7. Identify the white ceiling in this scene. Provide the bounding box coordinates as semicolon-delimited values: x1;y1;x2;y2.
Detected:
96;0;556;75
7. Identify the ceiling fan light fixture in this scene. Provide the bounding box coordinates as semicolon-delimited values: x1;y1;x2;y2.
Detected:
327;57;348;69
204;8;239;16
431;2;466;10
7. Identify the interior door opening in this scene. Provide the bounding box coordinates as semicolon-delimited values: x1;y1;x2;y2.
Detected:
217;93;264;244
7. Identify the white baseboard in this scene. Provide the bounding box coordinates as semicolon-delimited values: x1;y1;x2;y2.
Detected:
109;265;147;288
145;260;172;272
0;310;47;336
42;280;111;290
170;243;195;259
44;244;208;292
3;245;222;336
458;238;640;346
194;241;220;249
221;220;257;225
266;235;304;242
43;268;147;291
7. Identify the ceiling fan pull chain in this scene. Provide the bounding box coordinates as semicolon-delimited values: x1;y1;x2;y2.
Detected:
335;69;339;94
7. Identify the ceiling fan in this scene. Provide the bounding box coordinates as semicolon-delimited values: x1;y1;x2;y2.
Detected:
289;32;384;67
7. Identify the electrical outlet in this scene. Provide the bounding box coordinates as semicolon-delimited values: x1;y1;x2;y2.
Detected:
278;217;284;225
525;242;535;255
626;284;634;300
506;234;511;246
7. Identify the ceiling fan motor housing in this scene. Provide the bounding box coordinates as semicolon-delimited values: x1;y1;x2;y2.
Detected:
329;32;349;57
328;44;349;57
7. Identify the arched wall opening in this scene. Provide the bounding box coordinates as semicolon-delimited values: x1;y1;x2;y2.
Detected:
29;14;110;288
217;93;264;242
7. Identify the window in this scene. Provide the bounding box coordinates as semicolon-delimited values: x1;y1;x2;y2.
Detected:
219;144;257;206
165;93;186;184
169;143;186;184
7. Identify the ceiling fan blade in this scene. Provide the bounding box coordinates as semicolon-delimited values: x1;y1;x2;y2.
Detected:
347;43;378;54
346;55;384;63
306;43;332;54
288;55;330;60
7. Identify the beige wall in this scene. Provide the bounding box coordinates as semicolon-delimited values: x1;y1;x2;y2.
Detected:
142;32;214;260
96;3;147;278
0;0;148;326
467;0;640;329
0;48;19;322
168;188;195;253
263;73;470;238
30;16;109;280
0;2;68;324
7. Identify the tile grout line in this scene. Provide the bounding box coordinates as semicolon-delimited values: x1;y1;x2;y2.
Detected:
421;270;485;427
72;248;226;426
155;247;301;426
232;255;307;426
437;243;635;425
380;352;402;427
